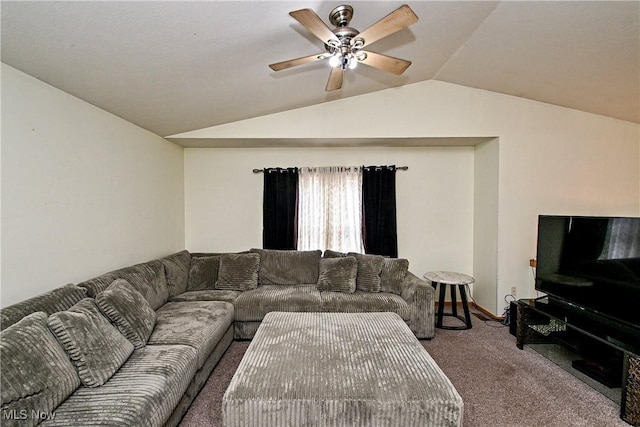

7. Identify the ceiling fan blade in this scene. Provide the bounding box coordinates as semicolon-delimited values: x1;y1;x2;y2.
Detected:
325;67;343;91
354;5;418;47
358;51;411;75
290;9;340;45
269;53;328;71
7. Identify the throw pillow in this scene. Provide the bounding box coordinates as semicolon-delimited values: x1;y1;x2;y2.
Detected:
323;249;348;258
316;256;357;293
95;279;157;349
1;312;81;425
250;249;321;285
348;252;385;292
48;298;134;387
161;250;191;297
187;255;221;291
216;253;260;291
380;258;410;295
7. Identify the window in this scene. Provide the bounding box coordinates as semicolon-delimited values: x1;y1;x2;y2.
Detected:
296;167;364;253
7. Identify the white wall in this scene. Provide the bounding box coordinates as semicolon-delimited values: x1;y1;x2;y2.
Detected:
1;64;185;307
473;138;500;313
178;80;640;315
185;147;475;278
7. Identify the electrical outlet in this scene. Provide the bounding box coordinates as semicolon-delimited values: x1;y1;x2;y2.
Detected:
510;286;517;296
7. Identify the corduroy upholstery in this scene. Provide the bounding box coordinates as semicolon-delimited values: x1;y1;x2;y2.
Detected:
95;279;157;349
216;253;260;291
234;285;322;322
148;301;234;368
161;250;192;297
187;255;220;291
169;289;241;303
317;256;358;293
223;312;463;427
320;290;412;320
2;248;434;426
78;259;169;310
251;248;322;285
0;283;87;331
40;345;197;427
348;252;385;292
380;257;409;294
1;312;81;427
47;298;134;387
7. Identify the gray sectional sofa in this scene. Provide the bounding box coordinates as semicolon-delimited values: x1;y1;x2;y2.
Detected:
0;248;435;427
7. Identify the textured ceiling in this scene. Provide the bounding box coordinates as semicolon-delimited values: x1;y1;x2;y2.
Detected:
2;1;638;138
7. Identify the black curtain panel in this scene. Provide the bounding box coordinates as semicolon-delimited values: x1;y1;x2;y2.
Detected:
263;167;299;250
361;165;398;257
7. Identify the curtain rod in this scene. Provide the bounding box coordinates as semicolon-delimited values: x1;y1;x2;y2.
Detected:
253;166;408;173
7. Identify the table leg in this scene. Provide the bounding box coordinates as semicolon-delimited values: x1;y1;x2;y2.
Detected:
436;282;446;328
450;284;458;317
458;284;472;329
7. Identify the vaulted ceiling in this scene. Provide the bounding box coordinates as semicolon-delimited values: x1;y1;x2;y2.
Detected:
2;1;638;138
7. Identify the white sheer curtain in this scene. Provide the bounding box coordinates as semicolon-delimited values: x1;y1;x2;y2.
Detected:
297;166;365;253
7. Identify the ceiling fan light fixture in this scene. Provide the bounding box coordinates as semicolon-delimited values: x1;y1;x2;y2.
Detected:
269;4;418;91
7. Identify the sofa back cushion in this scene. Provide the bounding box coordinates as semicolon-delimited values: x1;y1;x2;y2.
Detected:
251;249;321;285
380;258;410;295
161;250;191;297
0;284;87;331
317;256;357;293
1;312;81;426
348;252;385;293
48;298;134;387
95;279;157;349
216;253;260;291
116;260;168;310
78;260;169;310
188;255;221;291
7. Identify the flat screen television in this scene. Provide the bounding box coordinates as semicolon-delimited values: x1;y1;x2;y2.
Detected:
535;215;640;329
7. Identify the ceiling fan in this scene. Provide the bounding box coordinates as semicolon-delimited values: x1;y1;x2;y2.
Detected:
269;4;418;91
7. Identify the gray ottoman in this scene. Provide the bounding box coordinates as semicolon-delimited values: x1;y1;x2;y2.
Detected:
222;312;463;426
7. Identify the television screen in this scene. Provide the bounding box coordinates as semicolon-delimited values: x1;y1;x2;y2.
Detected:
536;215;640;328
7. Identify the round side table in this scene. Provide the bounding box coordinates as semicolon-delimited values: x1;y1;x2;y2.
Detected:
424;271;475;330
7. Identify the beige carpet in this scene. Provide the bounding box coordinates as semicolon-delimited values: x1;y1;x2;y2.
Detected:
179;314;628;427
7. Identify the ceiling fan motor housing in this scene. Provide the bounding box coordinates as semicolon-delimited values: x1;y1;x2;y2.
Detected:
329;5;354;27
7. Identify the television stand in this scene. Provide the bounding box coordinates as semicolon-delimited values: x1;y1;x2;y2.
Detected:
516;297;640;425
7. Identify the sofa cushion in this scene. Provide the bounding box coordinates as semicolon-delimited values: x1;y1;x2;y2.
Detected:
380;258;410;295
320;291;412;321
95;279;157;349
47;299;134;387
187;255;220;291
1;312;81;426
234;285;322;322
316;256;357;293
40;344;197;427
0;283;87;331
161;250;191;297
148;301;234;368
216;253;260;291
169;289;241;304
348;252;385;292
251;249;322;285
